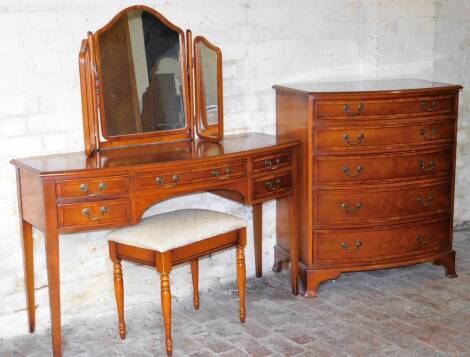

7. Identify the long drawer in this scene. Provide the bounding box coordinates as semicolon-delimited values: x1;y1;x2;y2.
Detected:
315;95;455;120
136;161;246;191
313;217;451;266
314;119;455;152
313;180;451;227
315;148;452;184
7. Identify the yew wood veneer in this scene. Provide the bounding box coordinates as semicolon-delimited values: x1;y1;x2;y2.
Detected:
11;133;300;357
274;79;461;297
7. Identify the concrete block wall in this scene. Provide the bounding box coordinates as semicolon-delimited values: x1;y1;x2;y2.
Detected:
433;0;470;225
0;0;457;338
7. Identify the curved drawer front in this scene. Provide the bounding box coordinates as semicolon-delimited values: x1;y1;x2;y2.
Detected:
316;95;455;120
314;181;451;227
315;149;452;184
136;161;246;191
313;217;450;265
315;120;455;152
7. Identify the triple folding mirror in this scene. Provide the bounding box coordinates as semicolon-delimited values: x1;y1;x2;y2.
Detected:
79;5;224;155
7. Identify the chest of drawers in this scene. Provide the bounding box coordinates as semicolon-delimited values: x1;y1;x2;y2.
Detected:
274;79;461;297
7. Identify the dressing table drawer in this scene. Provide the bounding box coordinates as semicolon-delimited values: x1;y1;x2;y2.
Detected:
136;161;246;190
316;95;455;120
252;171;293;201
57;199;130;230
252;151;291;174
56;176;129;199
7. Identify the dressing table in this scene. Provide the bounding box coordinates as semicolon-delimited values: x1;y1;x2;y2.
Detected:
10;6;299;357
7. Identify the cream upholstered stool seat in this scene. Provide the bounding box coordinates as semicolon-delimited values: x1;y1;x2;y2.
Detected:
106;209;247;356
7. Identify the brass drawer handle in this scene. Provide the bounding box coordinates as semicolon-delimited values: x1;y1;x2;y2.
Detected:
417;195;433;207
98;182;107;191
419;160;435;172
342;165;364;177
80;183;89;192
156;176;165;185
341;202;363;214
172;175;180;182
420;127;437;140
225;167;233;175
264;157;282;170
82;206;108;221
265;178;282;191
343;103;364;116
341;240;362;253
211;169;220;177
343;133;364;145
416;234;432;244
420;100;440;112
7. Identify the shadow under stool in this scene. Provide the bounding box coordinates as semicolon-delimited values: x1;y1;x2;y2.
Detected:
106;209;247;356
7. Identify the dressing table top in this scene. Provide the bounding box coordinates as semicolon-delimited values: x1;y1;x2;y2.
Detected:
11;133;295;175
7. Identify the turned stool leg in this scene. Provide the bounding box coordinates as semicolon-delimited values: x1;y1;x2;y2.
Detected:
112;260;126;340
190;258;200;310
160;272;173;356
236;245;246;323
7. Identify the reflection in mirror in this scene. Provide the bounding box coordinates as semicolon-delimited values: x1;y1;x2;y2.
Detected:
98;9;186;137
200;42;219;126
194;36;223;142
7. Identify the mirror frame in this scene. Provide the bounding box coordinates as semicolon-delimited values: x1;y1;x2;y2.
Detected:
193;36;224;142
79;5;192;155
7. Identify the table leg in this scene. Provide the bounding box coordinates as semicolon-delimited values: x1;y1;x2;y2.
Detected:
252;203;262;278
45;229;62;357
21;219;35;333
288;194;299;295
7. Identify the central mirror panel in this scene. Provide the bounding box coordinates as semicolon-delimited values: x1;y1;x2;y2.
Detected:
97;9;186;137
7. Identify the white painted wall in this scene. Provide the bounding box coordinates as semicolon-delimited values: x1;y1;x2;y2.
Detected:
0;0;455;338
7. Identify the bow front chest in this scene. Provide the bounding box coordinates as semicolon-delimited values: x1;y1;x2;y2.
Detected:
274;79;461;297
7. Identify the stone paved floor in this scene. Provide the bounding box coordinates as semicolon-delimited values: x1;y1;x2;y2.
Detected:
1;232;470;357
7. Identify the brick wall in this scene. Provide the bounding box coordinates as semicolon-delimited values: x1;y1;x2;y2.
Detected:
0;0;450;337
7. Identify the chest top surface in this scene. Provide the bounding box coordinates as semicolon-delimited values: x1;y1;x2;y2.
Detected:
273;79;462;95
11;133;296;176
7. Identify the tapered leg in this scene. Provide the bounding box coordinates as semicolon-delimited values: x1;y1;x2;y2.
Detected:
112;260;126;339
44;230;62;357
236;245;246;323
21;220;35;333
160;272;173;356
190;259;199;310
253;204;262;278
288;194;299;296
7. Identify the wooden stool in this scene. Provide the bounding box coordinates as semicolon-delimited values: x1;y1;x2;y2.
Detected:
106;209;247;356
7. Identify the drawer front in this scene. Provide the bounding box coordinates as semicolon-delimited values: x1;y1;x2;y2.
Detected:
315;149;452;184
313;218;451;265
252;151;291;174
56;176;129;199
58;199;129;229
252;171;292;201
316;95;455;120
314;181;451;227
136;161;246;191
315;120;455;152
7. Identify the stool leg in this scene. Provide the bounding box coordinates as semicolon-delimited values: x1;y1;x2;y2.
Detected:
160;272;173;356
236;245;246;323
190;259;200;310
112;260;126;340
